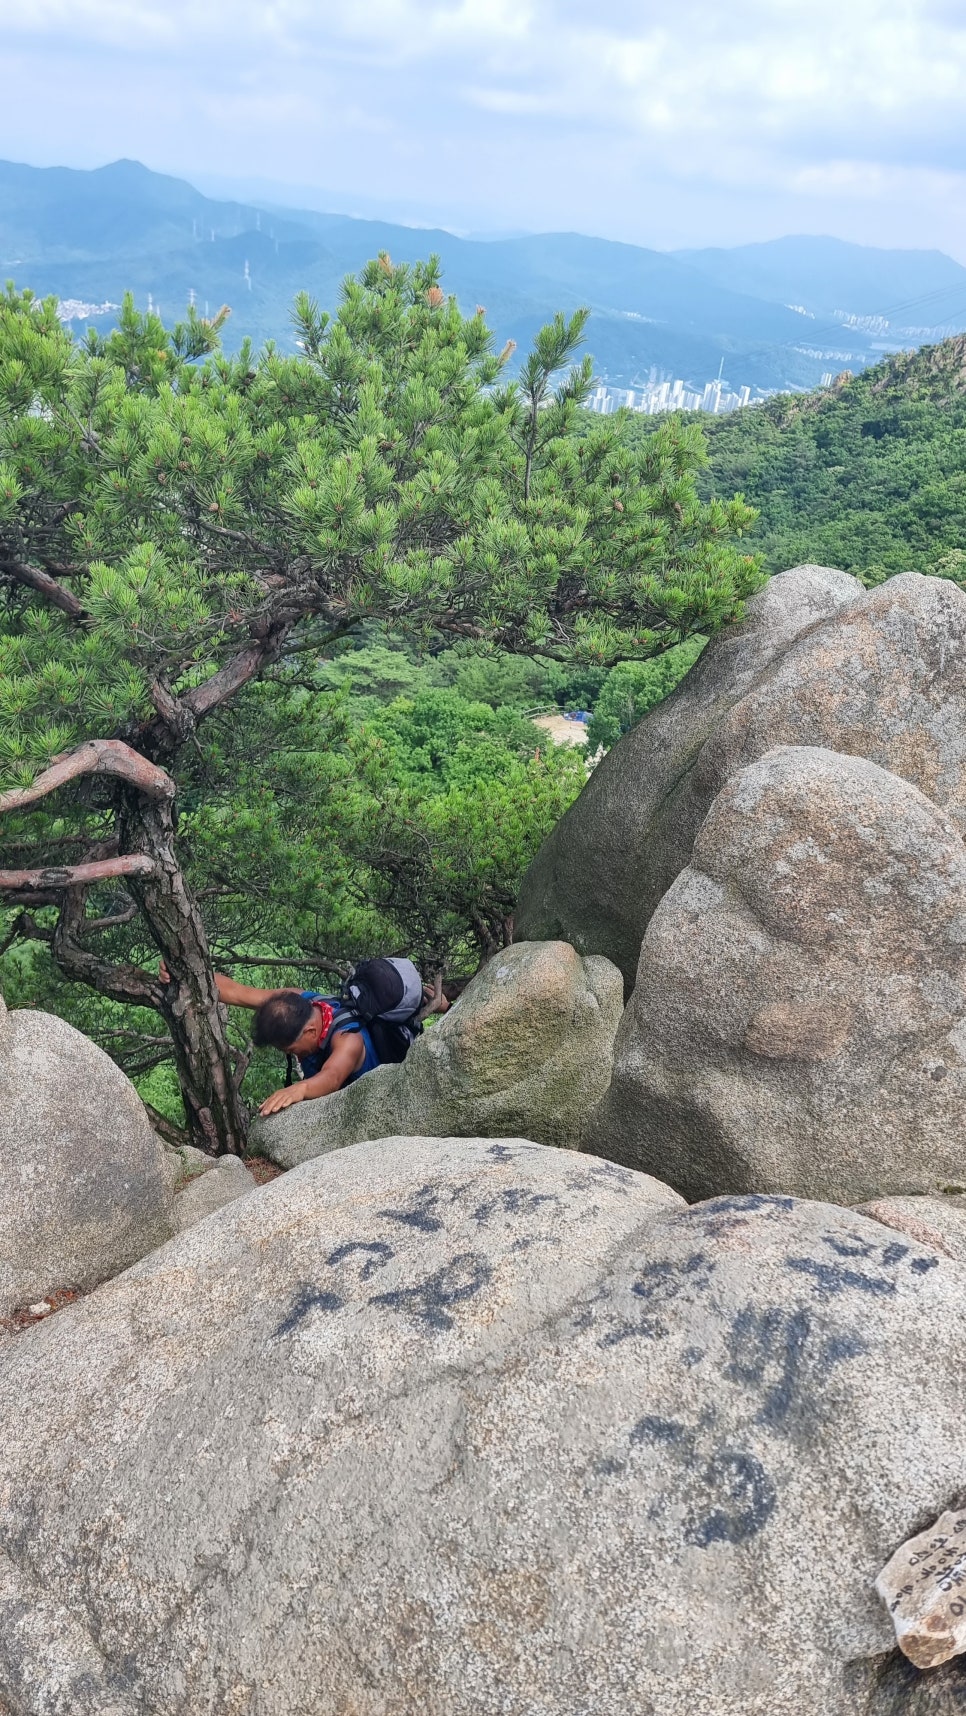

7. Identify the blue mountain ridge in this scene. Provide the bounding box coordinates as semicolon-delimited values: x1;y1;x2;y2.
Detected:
3;158;966;393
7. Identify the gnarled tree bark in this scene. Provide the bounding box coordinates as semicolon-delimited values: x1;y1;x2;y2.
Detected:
115;783;250;1156
0;740;250;1156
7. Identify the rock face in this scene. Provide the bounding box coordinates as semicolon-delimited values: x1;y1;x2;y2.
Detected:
0;1007;174;1315
876;1508;966;1670
170;1152;257;1233
516;564;861;985
253;940;624;1169
519;571;966;991
0;1150;962;1716
858;1196;966;1265
587;746;966;1205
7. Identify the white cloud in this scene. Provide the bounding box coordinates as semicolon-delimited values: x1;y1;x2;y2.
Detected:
2;0;966;254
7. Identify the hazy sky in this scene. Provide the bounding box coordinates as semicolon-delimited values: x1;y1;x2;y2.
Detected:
4;0;966;256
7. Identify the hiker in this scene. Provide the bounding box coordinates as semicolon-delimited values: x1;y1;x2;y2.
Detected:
160;958;447;1117
229;982;374;1116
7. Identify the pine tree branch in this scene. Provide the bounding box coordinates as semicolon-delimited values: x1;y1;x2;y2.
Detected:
0;557;89;622
0;833;111;853
149;679;196;744
51;891;164;1011
82;902;139;933
135;621;301;760
218;951;351;978
0;855;154;892
0;890;62;909
231;1040;254;1093
143;1104;189;1149
122;1051;176;1077
0;740;175;814
97;1026;171;1047
0;909;52;955
179;623;293;720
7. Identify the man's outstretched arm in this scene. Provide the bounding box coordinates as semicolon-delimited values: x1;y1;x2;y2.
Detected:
259;1031;365;1116
215;973;301;1008
159;960;298;1010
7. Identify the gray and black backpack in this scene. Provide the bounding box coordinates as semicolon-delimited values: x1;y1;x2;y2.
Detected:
339;957;425;1064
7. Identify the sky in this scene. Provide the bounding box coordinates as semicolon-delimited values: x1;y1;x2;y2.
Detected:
3;0;966;257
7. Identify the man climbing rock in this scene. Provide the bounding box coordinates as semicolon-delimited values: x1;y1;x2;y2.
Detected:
232;982;376;1116
161;960;447;1117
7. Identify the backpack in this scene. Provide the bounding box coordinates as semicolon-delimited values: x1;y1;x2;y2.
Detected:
338;957;425;1065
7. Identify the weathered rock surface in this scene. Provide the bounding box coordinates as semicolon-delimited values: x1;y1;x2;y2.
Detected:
520;571;966;993
161;1140;212;1191
170;1153;257;1232
587;746;966;1205
165;1140;211;1177
863;1650;966;1714
858;1196;966;1264
876;1509;966;1669
253;940;624;1169
516;563;861;984
0;1007;174;1315
0;1153;962;1716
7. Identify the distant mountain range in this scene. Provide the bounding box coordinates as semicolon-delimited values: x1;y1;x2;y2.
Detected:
4;157;966;394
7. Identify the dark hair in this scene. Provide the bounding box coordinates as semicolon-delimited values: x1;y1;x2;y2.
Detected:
253;992;314;1050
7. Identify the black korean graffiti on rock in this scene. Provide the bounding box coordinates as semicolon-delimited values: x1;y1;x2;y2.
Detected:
598;1251;716;1347
471;1186;561;1227
685;1448;777;1547
623;1416;777;1549
377;1183;445;1234
785;1227;937;1301
724;1304;866;1434
370;1252;493;1332
326;1240;395;1282
274;1283;346;1336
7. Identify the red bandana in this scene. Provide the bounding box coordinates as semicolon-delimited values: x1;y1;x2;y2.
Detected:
309;999;335;1044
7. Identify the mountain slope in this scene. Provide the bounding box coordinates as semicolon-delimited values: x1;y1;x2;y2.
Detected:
0;157;313;263
693;333;966;578
675;235;966;328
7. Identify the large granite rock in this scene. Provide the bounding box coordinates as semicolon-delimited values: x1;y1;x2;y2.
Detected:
252;939;624;1169
0;1006;174;1315
516;564;861;984
170;1152;258;1233
0;1149;962;1715
857;1196;966;1264
519;571;966;992
587;746;966;1205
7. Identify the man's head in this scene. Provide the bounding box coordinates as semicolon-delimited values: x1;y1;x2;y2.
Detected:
253;993;330;1056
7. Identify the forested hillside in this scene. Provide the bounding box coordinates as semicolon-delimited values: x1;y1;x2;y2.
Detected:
695;334;966;580
9;249;964;1144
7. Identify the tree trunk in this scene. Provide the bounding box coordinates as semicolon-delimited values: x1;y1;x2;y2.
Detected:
117;787;249;1156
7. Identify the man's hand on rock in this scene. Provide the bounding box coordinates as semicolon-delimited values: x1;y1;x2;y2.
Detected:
259;1086;305;1118
421;979;450;1017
